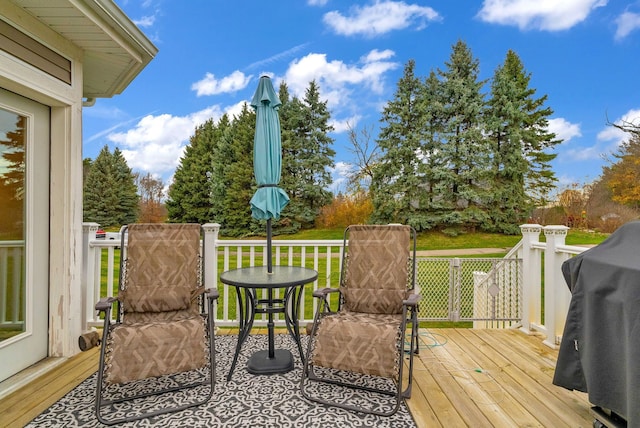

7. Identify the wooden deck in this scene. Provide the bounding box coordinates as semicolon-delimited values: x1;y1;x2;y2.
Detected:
0;328;593;427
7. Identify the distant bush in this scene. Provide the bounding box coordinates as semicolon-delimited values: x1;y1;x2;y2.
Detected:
316;192;373;228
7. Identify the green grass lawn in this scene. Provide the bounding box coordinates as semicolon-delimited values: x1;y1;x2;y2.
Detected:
263;227;609;250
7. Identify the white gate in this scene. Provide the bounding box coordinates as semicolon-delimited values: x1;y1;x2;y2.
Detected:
416;257;523;327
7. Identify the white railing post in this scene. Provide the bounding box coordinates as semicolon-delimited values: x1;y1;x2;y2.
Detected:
202;223;220;293
82;222;99;329
519;224;542;334
542;225;571;349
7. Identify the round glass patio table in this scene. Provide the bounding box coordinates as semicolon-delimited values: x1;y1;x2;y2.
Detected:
220;266;318;381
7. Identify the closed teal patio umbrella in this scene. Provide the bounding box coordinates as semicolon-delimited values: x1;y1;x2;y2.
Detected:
250;75;289;273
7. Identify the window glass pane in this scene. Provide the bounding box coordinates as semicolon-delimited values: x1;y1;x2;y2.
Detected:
0;107;26;342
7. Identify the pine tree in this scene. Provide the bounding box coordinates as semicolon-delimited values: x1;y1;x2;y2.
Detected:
210;114;232;224
0;115;25;238
83;145;139;227
371;60;428;226
484;50;558;233
111;147;139;225
276;82;302;233
419;70;450;225
83;146;119;227
280;81;335;230
217;104;259;236
437;40;489;231
167;118;217;223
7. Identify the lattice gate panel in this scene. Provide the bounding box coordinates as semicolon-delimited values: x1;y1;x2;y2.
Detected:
415;257;522;326
415;258;453;321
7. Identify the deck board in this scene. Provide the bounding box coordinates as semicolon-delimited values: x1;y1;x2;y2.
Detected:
431;329;535;428
0;328;594;428
455;328;565;427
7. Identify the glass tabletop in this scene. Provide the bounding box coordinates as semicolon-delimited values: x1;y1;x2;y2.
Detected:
219;266;318;289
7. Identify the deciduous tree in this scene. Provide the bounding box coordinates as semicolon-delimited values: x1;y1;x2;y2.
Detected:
135;172;166;223
603;134;640;210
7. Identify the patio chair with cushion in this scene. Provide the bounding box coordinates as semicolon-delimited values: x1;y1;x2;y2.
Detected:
94;223;218;425
300;224;420;416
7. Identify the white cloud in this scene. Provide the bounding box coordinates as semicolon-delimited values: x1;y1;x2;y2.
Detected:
283;50;399;110
133;15;155;28
477;0;607;31
556;109;640;165
615;11;640;40
323;1;441;37
562;145;603;161
107;104;237;177
362;49;395;63
597;108;640;146
330;115;362;134
548;117;582;143
328;161;354;193
307;0;329;6
191;71;252;96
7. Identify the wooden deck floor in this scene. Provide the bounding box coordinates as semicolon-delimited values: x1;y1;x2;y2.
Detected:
0;328;593;427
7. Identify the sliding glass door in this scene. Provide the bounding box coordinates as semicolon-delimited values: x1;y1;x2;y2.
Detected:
0;88;50;382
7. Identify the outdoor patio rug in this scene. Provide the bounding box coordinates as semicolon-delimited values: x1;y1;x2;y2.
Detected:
27;334;417;427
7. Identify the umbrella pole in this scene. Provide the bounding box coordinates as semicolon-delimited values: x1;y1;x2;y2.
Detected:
267;218;273;273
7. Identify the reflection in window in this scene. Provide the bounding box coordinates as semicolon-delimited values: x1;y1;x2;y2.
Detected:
0;107;26;342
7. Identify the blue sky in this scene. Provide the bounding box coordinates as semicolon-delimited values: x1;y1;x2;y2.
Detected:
83;0;640;195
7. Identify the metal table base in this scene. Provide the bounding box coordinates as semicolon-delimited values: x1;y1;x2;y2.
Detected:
219;266;318;381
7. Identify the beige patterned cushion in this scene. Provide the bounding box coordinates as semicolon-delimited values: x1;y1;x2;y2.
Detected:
341;225;411;314
105;316;207;384
104;223;207;384
121;223;201;314
311;310;403;379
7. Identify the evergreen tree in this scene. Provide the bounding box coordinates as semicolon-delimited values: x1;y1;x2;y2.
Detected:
0;115;25;238
217;104;259;236
83;145;138;227
280;81;335;230
111;147;139;225
83;146;119;227
371;60;428;226
419;70;450;225
167;118;217;223
437;40;489;231
484;50;558;233
210;114;232;224
277;82;302;232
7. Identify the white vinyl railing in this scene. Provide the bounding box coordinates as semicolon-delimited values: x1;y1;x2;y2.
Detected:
80;222;589;349
516;224;587;348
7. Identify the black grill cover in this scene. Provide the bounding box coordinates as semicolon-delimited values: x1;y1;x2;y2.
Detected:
553;221;640;426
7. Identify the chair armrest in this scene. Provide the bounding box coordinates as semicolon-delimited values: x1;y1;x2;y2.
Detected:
206;288;220;300
312;287;340;299
403;293;421;307
95;296;117;312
